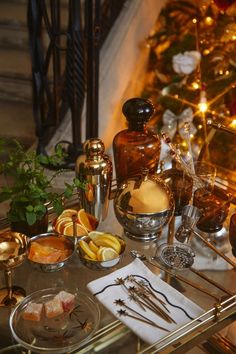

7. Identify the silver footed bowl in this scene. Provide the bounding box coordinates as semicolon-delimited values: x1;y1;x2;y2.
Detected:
28;232;75;272
114;173;174;241
77;234;126;270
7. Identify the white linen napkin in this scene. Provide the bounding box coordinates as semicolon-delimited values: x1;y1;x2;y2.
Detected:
87;259;203;345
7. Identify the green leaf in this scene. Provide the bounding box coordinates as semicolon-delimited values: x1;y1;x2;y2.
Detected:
26;212;36;226
38;155;49;165
34;204;47;213
53;198;64;215
74;178;86;189
64;186;73;198
26;205;34;212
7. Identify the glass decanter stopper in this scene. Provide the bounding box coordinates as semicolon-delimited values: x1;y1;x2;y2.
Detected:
113;97;161;185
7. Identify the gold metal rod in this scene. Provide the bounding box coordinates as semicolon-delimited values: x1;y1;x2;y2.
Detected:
137;294;175;324
192;229;236;269
166;216;176;284
130;278;167;307
89;320;123;342
167;215;176;245
207;122;236;136
94;320;121;335
138;295;236;354
190;267;233;296
151;260;220;301
72;214;77;244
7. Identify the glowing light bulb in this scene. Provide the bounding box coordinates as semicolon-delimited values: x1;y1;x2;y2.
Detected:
161;87;168;96
192;82;199;90
203;49;210;55
198;86;208;113
198;101;208;113
205;16;214;26
229;118;236;128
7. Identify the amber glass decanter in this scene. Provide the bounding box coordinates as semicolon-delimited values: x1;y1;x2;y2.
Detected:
113;97;161;185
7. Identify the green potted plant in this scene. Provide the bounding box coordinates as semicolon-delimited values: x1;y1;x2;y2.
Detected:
0;138;85;236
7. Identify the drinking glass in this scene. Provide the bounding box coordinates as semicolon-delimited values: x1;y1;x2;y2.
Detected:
229;213;236;257
193;161;216;192
0;231;29;307
192;162;230;233
160;168;193;216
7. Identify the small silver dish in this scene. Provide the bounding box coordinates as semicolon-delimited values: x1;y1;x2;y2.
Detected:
77;234;126;270
28;232;75;272
157;243;195;270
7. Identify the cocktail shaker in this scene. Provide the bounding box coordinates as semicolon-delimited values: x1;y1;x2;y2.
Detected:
76;138;112;222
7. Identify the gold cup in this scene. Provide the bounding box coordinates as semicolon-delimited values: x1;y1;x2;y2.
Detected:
0;231;29;307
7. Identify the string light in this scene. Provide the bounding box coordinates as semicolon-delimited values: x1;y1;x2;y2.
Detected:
192;82;200;90
229;118;236;128
205;16;214;26
198;85;208;113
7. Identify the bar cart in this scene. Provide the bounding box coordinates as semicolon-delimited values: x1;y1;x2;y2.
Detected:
0;192;235;354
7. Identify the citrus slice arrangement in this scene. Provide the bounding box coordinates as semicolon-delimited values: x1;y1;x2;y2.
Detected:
78;232;125;262
54;208;98;237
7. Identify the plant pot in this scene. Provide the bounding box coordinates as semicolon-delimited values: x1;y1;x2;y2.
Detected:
11;213;49;238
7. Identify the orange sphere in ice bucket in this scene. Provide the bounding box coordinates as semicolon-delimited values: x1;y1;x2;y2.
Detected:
114;172;174;241
53;208;99;238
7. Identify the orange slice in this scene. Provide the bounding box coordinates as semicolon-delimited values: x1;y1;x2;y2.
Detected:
58;209;78;219
63;222;88;237
77;209;93;231
97;247;119;261
87;213;99;230
54;217;73;233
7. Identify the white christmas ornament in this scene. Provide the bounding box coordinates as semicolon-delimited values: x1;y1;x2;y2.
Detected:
173;51;201;75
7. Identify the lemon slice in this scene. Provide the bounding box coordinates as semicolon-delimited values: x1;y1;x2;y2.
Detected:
92;234;121;254
89;240;99;253
97;247;119;261
88;231;104;240
79;240;97;260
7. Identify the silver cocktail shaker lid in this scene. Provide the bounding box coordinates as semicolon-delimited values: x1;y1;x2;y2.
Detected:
76;138;112;222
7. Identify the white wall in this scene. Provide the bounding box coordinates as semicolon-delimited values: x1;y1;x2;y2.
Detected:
99;0;167;152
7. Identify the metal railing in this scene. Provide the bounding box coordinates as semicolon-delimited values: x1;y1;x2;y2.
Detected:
27;0;127;166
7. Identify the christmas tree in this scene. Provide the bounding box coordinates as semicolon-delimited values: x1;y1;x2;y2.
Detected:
142;0;236;161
